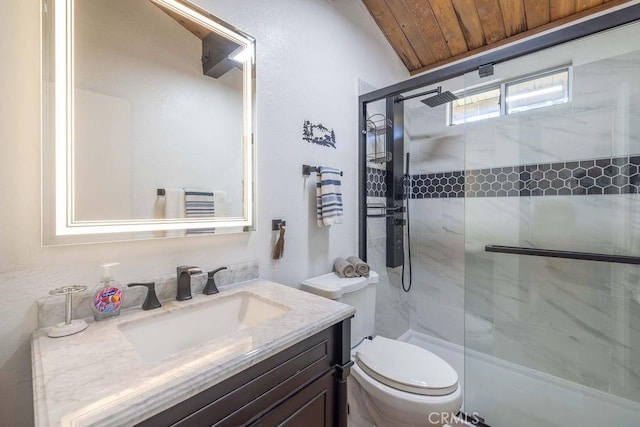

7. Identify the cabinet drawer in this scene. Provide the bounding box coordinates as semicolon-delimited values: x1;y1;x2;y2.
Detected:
137;324;342;427
250;370;336;427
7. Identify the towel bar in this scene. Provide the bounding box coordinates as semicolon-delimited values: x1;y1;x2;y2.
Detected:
302;165;343;176
485;245;640;265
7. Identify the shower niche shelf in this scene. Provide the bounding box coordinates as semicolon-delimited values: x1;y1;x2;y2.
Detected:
365;114;392;164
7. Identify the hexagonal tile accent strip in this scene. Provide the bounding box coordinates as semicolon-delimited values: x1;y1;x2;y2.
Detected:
407;155;640;199
410;171;465;199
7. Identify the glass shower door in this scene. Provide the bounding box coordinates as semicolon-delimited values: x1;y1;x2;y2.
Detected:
463;21;640;426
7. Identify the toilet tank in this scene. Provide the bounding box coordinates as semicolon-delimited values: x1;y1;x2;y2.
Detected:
301;272;378;347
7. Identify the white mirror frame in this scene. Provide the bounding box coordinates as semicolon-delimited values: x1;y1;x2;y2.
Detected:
42;0;255;245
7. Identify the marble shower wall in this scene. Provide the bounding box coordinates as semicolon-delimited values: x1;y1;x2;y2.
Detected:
366;195;410;339
365;135;466;343
464;49;640;404
405;132;466;345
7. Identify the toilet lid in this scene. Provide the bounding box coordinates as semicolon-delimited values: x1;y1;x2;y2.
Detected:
355;336;458;396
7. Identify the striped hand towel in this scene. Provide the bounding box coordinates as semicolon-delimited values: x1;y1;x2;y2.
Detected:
316;166;343;227
184;188;215;234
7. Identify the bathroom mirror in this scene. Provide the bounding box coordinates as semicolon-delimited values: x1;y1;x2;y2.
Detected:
42;0;255;244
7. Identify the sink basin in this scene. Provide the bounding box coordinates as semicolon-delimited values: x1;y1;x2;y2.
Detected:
119;291;292;363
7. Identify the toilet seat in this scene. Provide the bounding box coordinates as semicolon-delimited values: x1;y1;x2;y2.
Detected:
355;336;458;396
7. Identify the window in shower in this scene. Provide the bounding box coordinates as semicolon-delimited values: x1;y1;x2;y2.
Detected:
449;87;501;126
448;67;571;126
505;67;570;114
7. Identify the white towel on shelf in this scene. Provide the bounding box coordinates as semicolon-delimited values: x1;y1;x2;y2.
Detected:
316;166;343;227
184;188;215;234
163;189;186;237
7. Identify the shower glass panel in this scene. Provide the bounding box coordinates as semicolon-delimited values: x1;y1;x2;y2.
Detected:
363;83;467;359
362;81;469;396
464;21;640;426
363;97;412;340
401;81;466;352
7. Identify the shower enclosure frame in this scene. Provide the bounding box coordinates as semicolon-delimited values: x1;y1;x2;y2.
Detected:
358;2;640;261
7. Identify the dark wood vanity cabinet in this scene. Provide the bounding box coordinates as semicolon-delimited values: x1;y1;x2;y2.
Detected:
137;319;352;427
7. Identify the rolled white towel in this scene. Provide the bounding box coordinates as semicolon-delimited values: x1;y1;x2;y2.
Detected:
334;257;356;278
347;256;370;277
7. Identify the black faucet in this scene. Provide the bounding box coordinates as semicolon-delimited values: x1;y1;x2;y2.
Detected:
176;266;202;301
204;267;228;295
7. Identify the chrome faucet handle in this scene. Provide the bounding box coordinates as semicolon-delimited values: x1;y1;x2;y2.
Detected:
204;266;228;295
127;282;161;310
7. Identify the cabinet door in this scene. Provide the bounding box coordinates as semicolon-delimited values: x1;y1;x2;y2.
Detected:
251;371;336;427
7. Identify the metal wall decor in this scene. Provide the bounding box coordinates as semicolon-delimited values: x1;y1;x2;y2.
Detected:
303;120;336;148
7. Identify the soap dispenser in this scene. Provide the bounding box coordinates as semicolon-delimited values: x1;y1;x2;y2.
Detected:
91;263;123;321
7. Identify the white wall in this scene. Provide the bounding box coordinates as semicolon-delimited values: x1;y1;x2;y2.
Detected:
0;0;407;425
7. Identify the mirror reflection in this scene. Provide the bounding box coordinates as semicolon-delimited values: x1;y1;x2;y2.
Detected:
73;0;246;222
42;0;255;243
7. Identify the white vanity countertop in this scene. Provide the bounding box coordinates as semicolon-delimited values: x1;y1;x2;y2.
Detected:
32;280;355;427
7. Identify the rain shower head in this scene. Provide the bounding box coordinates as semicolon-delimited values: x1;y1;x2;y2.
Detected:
394;86;458;107
420;88;458;107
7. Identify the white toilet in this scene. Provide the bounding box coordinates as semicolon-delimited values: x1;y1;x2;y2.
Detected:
301;272;463;427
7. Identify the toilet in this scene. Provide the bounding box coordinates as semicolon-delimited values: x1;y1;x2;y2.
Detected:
301;272;463;427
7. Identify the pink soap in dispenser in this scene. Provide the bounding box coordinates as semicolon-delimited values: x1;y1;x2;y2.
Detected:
91;263;123;321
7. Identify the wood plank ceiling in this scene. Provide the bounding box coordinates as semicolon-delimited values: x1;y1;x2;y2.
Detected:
362;0;633;75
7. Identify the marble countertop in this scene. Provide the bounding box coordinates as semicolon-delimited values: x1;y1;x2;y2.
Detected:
32;280;355;426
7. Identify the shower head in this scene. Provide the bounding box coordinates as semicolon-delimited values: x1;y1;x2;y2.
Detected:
420;88;458;108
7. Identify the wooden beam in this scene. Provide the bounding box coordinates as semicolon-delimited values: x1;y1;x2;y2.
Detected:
362;0;423;70
404;0;453;61
409;0;633;75
475;0;507;44
498;0;527;36
428;0;469;55
550;0;576;20
577;0;605;10
523;0;550;29
151;1;211;39
452;0;486;49
385;0;438;65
